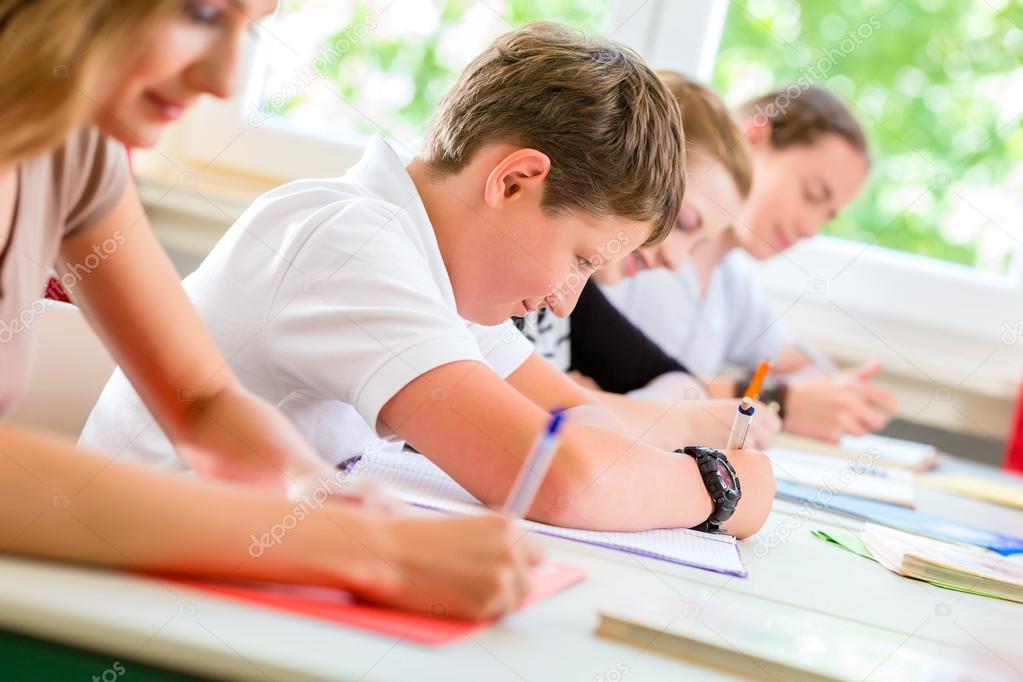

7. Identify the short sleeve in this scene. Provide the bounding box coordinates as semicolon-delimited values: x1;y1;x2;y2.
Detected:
266;200;490;435
723;256;794;368
60;127;130;237
469;320;534;378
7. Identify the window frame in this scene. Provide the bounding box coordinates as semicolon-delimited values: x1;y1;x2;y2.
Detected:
169;0;730;181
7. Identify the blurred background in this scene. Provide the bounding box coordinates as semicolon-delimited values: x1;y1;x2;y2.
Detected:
134;0;1023;464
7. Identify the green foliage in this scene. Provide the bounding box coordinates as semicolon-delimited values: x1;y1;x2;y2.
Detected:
261;1;1021;271
262;1;607;143
713;0;1023;272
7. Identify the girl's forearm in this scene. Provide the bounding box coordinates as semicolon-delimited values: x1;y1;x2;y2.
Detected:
0;422;381;590
173;384;336;495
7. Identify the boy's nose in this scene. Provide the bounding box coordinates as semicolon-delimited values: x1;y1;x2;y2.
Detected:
546;282;585;319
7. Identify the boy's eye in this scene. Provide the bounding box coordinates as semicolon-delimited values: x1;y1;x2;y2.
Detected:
184;0;222;25
576;256;594;271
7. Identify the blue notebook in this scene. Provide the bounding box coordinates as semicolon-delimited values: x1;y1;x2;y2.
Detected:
775;480;1023;556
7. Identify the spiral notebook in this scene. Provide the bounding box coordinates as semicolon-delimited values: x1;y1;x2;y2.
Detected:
349;451;747;577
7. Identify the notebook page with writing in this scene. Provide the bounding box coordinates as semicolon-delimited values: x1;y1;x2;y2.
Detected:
350;450;747;577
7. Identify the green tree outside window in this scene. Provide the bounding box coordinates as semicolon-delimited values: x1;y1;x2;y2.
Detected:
713;0;1023;273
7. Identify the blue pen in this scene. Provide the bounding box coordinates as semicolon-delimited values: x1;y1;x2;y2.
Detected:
503;410;566;518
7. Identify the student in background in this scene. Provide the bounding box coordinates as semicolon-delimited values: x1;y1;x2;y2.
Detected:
83;23;777;537
519;71;781;451
602;85;898;443
0;0;538;619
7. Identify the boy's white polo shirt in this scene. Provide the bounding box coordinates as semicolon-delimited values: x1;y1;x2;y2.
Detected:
80;136;534;468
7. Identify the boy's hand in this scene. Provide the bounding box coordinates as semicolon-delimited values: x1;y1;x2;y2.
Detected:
783;360;897;443
721;448;775;539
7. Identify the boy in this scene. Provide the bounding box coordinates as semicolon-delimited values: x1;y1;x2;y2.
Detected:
83;23;775;536
520;71;782;451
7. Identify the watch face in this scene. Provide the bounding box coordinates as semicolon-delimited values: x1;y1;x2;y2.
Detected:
716;460;736;490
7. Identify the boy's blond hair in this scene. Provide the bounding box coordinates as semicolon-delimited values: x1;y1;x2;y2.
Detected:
658;70;752;198
423;22;686;247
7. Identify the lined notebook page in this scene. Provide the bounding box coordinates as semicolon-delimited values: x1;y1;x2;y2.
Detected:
350;451;747;577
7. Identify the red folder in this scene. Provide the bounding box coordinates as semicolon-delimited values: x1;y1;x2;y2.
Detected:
163;562;585;646
1006;382;1023;473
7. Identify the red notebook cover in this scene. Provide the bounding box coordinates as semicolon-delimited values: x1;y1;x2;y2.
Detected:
163;562;585;646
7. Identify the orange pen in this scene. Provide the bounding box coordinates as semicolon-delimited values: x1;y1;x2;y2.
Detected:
743;360;769;399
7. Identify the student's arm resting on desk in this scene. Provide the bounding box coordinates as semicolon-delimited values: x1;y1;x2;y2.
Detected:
379;358;775;537
0;422;540;620
781;359;898;441
704;356;898;442
59;184;334;495
590;391;781;451
541;281;782;448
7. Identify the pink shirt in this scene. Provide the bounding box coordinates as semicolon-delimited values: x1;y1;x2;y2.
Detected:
0;127;128;418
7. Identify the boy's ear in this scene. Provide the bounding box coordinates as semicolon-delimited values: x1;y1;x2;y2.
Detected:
483;149;551;208
744;117;772;147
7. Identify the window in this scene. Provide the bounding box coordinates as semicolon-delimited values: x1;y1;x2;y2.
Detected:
713;0;1023;274
255;0;610;146
150;0;1022;392
170;0;724;180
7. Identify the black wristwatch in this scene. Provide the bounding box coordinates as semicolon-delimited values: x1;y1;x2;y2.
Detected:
675;446;741;534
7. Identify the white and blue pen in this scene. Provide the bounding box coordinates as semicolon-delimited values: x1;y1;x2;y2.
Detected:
726;397;756;450
503;410;566;518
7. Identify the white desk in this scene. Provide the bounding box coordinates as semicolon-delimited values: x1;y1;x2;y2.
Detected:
1;459;1021;681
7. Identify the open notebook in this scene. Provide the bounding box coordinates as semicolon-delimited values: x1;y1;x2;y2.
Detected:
349;451;747;577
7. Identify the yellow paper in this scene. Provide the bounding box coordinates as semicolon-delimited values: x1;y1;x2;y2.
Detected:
921;474;1023;510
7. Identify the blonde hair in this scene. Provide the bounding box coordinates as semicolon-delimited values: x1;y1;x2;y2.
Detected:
0;0;180;162
658;70;753;198
423;22;686;247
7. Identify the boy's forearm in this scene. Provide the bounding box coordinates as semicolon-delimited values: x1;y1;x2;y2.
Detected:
529;425;714;531
589;390;698;451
